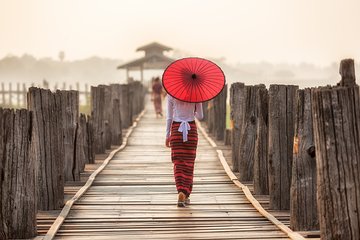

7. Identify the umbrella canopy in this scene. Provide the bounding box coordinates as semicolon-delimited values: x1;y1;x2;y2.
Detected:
162;57;225;103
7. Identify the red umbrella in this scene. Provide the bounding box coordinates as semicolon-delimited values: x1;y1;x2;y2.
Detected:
162;57;225;103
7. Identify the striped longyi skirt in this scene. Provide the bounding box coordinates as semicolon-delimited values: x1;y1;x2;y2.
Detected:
170;121;198;197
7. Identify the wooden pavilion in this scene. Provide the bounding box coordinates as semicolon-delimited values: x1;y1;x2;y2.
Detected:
117;42;175;82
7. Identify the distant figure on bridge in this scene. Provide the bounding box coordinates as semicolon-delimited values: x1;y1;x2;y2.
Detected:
162;57;225;207
151;77;164;117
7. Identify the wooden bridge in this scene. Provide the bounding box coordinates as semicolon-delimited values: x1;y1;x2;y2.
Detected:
38;101;302;240
1;59;360;240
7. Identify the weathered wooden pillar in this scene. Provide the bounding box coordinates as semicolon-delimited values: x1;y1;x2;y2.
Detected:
0;108;37;239
101;85;112;149
253;85;269;195
74;114;87;181
290;88;318;230
59;90;79;182
110;84;123;145
0;110;5;239
312;59;360;240
112;99;123;145
268;84;298;210
238;85;265;181
206;100;215;133
91;86;106;154
120;84;131;129
224;129;232;145
230;82;245;172
28;87;64;210
201;101;208;122
86;115;95;164
213;85;227;141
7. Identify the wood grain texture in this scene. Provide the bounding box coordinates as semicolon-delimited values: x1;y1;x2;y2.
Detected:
91;86;106;154
254;85;269;195
290;89;318;231
0;108;37;239
268;85;298;210
59;90;79;181
230;82;245;172
312;85;360;240
28;87;64;211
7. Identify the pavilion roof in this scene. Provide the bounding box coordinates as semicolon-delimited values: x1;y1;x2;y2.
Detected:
117;53;175;69
136;42;172;52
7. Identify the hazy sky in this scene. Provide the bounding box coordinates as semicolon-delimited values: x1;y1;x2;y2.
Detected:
0;0;359;65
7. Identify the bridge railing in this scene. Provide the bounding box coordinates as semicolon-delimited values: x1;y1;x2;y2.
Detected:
211;59;358;240
0;81;145;239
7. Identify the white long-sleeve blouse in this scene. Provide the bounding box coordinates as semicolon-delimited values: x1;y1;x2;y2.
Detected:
166;95;203;142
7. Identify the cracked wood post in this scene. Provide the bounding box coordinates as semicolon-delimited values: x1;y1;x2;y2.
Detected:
290;88;318;231
238;84;266;182
230;82;245;172
268;84;298;210
91;85;106;154
110;84;123;145
0;108;36;239
28;87;64;210
112;99;122;145
312;59;360;239
120;84;131;129
59;90;79;182
254;85;269;195
74;113;87;181
101;85;112;150
213;85;227;141
86;115;95;164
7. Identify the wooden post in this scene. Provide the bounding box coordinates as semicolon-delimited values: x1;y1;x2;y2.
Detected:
0;109;5;239
201;101;208;122
253;85;269;195
8;83;12;106
238;85;262;181
112;99;122;145
59;90;79;182
230;82;245;172
120;84;131;129
85;83;89;106
312;59;360;239
224;129;232;145
206;100;215;134
22;83;27;107
17;83;20;106
213;85;227;141
1;83;4;105
74;114;87;181
28;87;65;210
101;85;112;149
0;108;36;239
86;115;95;164
110;84;123;145
290;88;318;230
268;84;298;210
91;86;106;154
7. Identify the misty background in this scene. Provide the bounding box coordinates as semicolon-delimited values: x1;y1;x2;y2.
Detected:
0;51;359;90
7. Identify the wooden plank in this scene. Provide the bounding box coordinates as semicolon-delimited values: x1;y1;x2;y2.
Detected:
42;111;146;240
39;99;302;240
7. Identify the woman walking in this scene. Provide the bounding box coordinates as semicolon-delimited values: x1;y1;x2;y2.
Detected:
165;95;203;207
162;57;225;207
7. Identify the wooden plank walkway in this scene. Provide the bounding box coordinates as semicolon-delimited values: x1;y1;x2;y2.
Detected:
49;102;292;240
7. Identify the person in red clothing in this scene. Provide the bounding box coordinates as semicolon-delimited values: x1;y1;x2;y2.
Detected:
151;77;164;118
165;95;203;207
